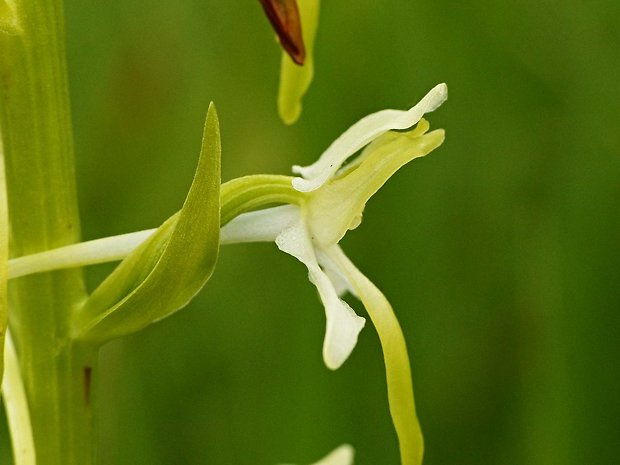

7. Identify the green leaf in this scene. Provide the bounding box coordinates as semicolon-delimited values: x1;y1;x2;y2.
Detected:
73;104;221;344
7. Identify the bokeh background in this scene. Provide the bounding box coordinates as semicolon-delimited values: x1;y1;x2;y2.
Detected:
2;0;619;464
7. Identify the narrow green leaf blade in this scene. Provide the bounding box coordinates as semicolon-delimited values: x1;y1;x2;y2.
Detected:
74;104;221;344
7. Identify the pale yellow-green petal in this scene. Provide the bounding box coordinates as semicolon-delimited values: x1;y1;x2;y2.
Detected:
292;84;447;192
307;125;445;248
277;0;320;125
337;119;432;178
328;246;423;465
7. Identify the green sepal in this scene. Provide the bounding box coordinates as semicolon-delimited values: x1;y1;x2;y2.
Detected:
307;122;445;248
220;174;301;225
73;104;221;344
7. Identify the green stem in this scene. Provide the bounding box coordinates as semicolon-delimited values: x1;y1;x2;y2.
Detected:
8;230;157;280
0;0;93;463
8;174;302;280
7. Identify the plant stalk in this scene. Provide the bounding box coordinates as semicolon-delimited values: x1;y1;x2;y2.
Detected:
0;0;94;463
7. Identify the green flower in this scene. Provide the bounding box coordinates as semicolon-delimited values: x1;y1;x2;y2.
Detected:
222;83;447;465
222;83;446;369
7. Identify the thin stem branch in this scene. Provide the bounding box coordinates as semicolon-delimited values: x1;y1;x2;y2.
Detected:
8;230;156;280
1;0;92;463
8;175;304;280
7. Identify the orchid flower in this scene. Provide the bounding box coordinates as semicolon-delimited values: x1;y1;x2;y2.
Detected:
221;83;447;369
6;84;447;465
221;83;447;464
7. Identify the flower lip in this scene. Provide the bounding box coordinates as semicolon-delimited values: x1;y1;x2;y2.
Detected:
291;83;448;193
221;206;366;370
275;218;366;370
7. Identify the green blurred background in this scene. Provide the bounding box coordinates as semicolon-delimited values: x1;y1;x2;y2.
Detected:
2;0;619;464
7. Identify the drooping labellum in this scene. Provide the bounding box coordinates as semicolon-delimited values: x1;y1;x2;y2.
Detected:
258;0;306;65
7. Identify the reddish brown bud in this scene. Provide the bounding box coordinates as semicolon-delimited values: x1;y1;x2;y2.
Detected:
258;0;306;65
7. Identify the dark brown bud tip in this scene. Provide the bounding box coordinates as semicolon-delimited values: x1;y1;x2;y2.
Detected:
258;0;306;65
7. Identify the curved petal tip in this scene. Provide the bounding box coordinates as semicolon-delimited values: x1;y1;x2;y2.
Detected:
322;300;366;370
425;83;448;111
291;174;327;193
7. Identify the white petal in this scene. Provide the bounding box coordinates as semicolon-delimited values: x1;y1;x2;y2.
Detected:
292;83;447;192
320;265;350;298
277;444;355;465
220;205;300;245
275;220;365;370
315;248;357;299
